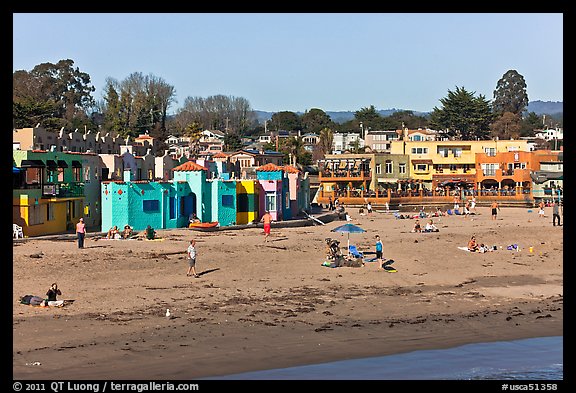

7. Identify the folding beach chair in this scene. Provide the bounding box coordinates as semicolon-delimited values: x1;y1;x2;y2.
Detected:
348;245;364;259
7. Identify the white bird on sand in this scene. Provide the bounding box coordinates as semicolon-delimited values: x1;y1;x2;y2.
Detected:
166;309;172;319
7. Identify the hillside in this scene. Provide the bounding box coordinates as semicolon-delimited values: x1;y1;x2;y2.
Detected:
254;101;563;124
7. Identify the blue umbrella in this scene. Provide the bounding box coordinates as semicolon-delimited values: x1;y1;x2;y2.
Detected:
331;223;366;255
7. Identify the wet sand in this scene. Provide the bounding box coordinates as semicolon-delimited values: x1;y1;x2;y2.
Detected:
13;206;563;379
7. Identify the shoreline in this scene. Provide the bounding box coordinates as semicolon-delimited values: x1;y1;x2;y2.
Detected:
13;206;563;379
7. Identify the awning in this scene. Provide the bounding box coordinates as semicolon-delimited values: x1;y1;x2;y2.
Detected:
71;160;82;168
412;159;433;164
20;160;45;167
58;160;69;168
46;160;58;169
338;161;347;169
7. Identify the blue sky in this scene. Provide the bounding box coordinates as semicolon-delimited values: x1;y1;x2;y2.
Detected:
13;13;563;114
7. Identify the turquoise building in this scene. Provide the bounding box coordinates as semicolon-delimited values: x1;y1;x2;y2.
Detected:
101;160;238;231
101;160;311;232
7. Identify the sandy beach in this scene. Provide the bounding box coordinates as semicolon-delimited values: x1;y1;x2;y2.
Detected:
13;206;563;380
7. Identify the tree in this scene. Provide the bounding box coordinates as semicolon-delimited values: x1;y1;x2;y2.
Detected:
176;95;255;136
98;73;176;138
318;127;334;155
429;86;494;140
490;112;521;140
301;108;334;134
13;59;96;130
269;111;301;132
493;70;529;116
224;133;243;151
183;122;204;159
519;112;542;137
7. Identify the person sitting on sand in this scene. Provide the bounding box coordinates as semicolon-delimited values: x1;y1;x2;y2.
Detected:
424;219;439;232
411;219;422;233
145;225;156;240
107;225;120;239
122;225;133;239
46;283;61;302
189;212;200;225
468;235;480;252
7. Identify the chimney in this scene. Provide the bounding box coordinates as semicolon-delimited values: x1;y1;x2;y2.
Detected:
123;169;133;182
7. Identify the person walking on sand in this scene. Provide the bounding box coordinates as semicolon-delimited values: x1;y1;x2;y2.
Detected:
491;201;499;221
375;235;384;269
367;201;373;216
261;211;272;242
552;201;562;226
538;201;545;218
186;239;199;278
76;217;86;248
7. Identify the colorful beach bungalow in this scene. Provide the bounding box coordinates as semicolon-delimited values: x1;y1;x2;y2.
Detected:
13;150;104;236
100;160;238;232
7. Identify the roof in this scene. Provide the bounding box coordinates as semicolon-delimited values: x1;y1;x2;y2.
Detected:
256;163;283;172
212;152;228;158
283;165;301;174
172;161;208;171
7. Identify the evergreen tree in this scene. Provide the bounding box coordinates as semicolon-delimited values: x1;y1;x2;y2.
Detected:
430;86;494;140
493;69;529;116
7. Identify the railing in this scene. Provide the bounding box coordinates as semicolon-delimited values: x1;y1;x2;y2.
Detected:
41;182;85;198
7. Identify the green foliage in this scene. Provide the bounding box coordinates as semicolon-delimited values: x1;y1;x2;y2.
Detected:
519;112;543;137
493;70;529;116
224;133;243;151
301;108;334;134
430;86;494;140
270;111;302;132
13;59;96;131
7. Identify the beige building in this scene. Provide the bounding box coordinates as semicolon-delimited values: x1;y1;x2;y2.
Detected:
389;139;530;189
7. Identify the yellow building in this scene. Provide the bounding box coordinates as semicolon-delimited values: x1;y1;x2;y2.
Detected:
236;180;259;224
389;139;529;189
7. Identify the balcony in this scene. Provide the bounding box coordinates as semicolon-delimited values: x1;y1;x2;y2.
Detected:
41;182;85;198
319;170;371;181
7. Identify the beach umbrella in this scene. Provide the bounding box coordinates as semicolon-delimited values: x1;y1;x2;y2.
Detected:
331;223;366;255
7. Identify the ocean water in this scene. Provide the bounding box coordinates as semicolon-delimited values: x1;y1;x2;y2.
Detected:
207;336;562;380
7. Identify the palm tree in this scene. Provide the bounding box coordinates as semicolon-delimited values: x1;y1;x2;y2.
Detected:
318;127;334;154
184;121;203;159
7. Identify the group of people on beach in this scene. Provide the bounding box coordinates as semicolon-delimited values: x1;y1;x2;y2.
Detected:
106;225;134;240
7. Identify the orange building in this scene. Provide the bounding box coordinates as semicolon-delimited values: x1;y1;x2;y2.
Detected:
475;150;559;196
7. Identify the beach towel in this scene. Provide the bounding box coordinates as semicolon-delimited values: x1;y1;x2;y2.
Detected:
457;246;471;252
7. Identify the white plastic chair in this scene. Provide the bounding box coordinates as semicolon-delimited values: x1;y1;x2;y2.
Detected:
13;224;23;239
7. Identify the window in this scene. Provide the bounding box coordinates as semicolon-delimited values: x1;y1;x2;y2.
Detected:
411;147;428;154
169;197;176;219
222;195;234;207
148;169;154;180
449;164;457;171
385;160;393;174
375;164;382;175
143;200;160;212
286;193;290;209
73;167;81;182
398;163;406;174
484;147;496;157
415;164;427;172
453;148;462;157
84;166;91;182
481;163;498;176
438;148;449;157
412;135;422;141
265;194;276;212
25;167;42;186
46;203;55;221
